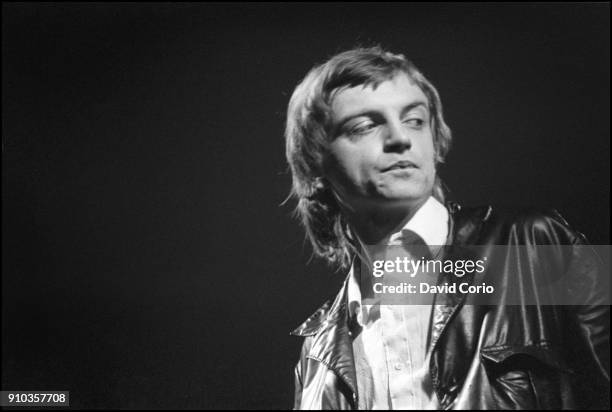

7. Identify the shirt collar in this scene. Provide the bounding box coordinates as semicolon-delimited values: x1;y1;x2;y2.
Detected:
389;196;450;247
347;196;450;325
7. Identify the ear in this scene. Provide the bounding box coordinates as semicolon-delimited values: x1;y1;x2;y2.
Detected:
306;177;327;200
312;177;326;191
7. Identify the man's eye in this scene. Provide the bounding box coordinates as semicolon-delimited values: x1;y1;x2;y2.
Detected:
347;121;376;135
404;118;425;128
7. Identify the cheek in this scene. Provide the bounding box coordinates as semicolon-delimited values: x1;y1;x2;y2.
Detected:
422;132;436;163
325;143;374;189
327;141;357;173
419;134;437;181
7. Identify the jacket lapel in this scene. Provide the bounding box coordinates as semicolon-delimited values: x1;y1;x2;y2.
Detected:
291;278;358;399
430;203;491;347
429;203;492;401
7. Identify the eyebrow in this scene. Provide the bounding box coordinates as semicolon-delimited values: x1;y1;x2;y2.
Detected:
334;101;429;132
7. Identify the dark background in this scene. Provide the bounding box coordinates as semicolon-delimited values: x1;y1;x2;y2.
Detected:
2;3;609;409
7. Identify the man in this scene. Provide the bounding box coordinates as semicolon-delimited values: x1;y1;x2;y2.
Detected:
285;47;609;409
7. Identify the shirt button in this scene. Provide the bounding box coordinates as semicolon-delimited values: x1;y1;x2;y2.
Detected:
394;363;402;371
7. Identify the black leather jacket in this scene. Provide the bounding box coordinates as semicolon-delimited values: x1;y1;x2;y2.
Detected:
291;204;610;409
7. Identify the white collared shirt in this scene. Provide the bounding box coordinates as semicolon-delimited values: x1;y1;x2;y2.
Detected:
347;196;449;410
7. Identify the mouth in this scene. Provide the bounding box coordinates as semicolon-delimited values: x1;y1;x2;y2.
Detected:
381;160;418;172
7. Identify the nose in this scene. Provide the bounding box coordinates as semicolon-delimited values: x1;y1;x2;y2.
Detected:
383;119;412;152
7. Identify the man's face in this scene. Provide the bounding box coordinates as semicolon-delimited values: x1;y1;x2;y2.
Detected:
324;73;436;211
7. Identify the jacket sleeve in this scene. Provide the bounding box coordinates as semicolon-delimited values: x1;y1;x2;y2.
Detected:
535;210;610;408
293;356;303;409
293;337;312;410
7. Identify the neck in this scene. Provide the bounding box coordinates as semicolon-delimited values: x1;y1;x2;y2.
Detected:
343;197;430;246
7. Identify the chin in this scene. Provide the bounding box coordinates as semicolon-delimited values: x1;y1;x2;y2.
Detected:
374;193;430;208
379;184;430;202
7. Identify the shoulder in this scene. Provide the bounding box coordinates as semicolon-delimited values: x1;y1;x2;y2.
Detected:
290;299;333;337
492;206;586;245
450;202;587;245
290;271;351;335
